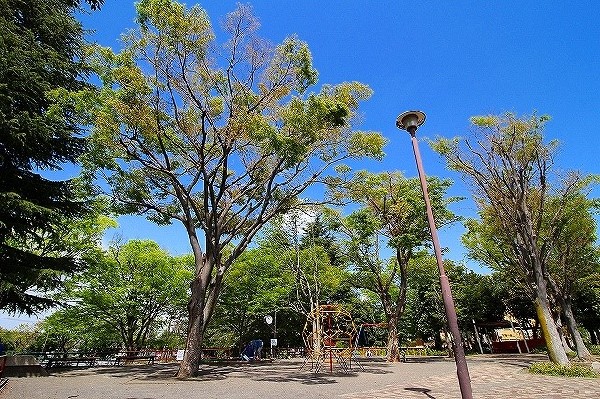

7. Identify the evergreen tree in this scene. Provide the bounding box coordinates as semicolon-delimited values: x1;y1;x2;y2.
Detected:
0;0;101;314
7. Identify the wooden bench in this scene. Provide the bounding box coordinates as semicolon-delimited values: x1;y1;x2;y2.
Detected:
114;355;155;366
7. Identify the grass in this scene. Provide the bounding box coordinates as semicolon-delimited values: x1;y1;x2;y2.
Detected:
528;362;599;378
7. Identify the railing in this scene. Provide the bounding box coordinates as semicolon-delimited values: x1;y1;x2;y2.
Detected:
355;346;387;357
200;347;231;359
20;349;179;367
273;347;305;359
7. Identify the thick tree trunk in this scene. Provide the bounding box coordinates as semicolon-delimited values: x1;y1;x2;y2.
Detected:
530;252;569;365
386;320;401;362
534;295;569;365
561;297;592;359
383;249;408;363
177;277;206;379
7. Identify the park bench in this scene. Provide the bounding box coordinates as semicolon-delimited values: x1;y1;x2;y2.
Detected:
113;354;156;365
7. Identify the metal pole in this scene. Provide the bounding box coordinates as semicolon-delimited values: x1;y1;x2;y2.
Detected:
408;127;474;399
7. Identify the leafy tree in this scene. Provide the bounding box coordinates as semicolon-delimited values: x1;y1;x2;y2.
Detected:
400;254;446;349
205;247;292;352
573;268;600;345
432;112;594;364
82;0;384;377
35;306;121;353
543;193;598;358
330;171;458;361
263;211;350;320
450;269;505;330
0;0;105;314
462;192;598;358
300;215;344;267
62;240;192;351
0;324;39;353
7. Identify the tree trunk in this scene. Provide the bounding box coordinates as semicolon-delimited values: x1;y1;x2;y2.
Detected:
530;251;569;365
587;328;598;345
386;320;401;362
561;297;592;359
555;317;571;353
533;295;569;365
177;277;206;379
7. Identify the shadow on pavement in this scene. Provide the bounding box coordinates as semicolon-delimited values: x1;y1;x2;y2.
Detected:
46;359;396;385
405;387;436;398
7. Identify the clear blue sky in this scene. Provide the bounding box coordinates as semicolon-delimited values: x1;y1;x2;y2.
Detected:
77;0;600;267
4;0;600;328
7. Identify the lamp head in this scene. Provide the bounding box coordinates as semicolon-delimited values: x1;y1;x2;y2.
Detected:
396;110;426;133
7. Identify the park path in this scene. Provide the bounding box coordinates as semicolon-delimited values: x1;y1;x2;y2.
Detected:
1;354;599;399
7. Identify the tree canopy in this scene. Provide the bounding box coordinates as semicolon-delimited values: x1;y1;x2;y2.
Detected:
0;0;106;314
79;0;385;377
328;170;459;361
432;112;597;364
62;240;192;351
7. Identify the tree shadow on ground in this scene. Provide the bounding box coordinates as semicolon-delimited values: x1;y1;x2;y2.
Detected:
403;357;449;364
405;387;437;398
186;359;394;385
46;359;395;385
468;354;547;368
48;364;179;380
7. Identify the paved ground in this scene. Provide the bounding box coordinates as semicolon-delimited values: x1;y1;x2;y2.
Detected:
1;354;599;399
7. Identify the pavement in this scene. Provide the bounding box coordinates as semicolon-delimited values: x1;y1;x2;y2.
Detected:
1;354;599;399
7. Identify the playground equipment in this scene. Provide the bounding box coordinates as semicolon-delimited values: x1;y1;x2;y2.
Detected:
301;304;363;372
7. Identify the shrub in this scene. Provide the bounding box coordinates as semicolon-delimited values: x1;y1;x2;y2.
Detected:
528;362;599;378
531;346;548;354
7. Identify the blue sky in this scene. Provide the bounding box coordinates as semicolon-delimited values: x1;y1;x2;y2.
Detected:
4;0;600;328
76;0;600;266
80;0;600;260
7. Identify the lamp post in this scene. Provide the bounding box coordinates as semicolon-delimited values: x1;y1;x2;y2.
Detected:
396;110;473;399
265;311;277;358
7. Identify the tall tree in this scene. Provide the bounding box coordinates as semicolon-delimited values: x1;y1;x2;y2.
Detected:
0;0;104;314
573;267;600;345
206;247;292;351
432;112;593;365
83;0;384;377
35;306;122;353
63;240;192;351
400;254;446;350
543;193;597;358
260;211;349;323
330;171;458;361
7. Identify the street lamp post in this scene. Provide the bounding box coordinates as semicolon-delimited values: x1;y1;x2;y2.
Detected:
396;111;473;399
265;311;277;359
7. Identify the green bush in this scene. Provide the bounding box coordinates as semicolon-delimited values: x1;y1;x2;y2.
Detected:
531;346;548;354
589;345;600;356
528;362;599;378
